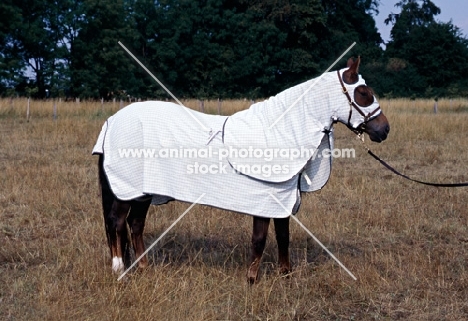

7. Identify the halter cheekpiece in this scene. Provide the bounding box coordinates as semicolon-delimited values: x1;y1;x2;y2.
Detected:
337;70;381;133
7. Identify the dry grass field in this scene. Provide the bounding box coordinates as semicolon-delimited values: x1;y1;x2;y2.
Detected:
0;97;467;320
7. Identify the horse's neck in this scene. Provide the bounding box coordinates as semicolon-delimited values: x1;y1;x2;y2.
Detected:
223;72;342;157
247;71;340;129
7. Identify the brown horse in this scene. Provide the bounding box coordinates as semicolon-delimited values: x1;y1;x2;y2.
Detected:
95;57;389;283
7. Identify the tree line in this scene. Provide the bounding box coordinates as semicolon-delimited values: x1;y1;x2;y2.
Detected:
1;0;467;100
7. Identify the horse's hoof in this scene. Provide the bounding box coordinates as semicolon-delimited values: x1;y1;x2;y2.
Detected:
248;276;257;285
137;261;149;270
247;269;259;284
279;267;291;278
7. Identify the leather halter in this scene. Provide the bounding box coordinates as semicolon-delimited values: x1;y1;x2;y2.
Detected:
337;70;381;133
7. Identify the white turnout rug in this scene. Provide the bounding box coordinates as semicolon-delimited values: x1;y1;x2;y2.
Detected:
92;71;357;218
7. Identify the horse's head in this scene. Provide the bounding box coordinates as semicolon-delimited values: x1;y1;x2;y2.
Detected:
337;57;390;142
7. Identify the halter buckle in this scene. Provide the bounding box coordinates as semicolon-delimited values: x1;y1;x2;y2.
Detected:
356;132;365;142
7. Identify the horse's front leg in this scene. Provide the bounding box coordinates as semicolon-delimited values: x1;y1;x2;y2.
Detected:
127;199;151;269
248;216;270;284
274;217;291;275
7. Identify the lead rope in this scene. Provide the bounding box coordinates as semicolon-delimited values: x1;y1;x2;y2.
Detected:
355;134;468;187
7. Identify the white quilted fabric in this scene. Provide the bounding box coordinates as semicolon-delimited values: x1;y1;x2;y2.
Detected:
92;68;379;218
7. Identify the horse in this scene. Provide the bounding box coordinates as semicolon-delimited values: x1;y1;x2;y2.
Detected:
93;57;390;283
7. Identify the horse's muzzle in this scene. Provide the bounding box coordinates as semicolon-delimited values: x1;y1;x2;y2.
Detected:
365;113;390;143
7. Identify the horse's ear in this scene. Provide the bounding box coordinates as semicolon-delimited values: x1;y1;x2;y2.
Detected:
350;56;361;73
343;56;361;84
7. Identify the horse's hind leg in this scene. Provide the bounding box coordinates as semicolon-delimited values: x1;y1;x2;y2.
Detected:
99;155;131;274
274;217;291;275
108;201;131;274
248;216;270;284
127;199;151;270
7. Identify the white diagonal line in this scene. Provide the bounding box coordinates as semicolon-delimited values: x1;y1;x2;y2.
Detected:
117;193;206;281
268;192;357;281
118;41;209;131
268;42;356;129
289;215;357;280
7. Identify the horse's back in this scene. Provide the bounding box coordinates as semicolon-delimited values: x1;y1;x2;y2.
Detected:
114;101;222;128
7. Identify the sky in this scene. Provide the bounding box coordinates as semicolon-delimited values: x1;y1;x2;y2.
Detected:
374;0;468;44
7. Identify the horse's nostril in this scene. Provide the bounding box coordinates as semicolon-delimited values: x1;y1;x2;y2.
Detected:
385;125;390;134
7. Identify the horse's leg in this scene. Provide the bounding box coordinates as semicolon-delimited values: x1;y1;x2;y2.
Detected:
110;201;131;274
273;217;291;275
127;199;151;269
248;216;270;284
99;155;131;274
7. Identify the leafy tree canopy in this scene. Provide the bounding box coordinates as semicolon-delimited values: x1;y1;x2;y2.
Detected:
0;0;467;99
382;0;468;97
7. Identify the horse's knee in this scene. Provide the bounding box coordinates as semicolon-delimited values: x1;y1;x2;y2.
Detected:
251;233;267;252
274;218;289;247
251;217;270;247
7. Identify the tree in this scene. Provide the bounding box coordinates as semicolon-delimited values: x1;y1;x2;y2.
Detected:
320;0;383;62
0;1;87;98
71;0;143;99
0;1;23;95
6;0;61;98
237;0;327;95
48;0;87;98
0;0;409;99
383;0;468;97
136;0;330;99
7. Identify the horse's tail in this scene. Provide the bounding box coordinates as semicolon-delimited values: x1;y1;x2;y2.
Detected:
98;154;115;251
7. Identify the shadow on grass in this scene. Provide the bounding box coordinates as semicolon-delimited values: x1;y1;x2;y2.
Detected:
122;229;365;279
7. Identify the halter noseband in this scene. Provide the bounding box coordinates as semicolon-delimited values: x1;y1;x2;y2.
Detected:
337;70;381;134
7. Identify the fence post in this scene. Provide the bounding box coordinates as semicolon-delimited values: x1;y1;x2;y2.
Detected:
217;98;222;115
199;100;204;113
53;99;57;120
26;98;30;122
